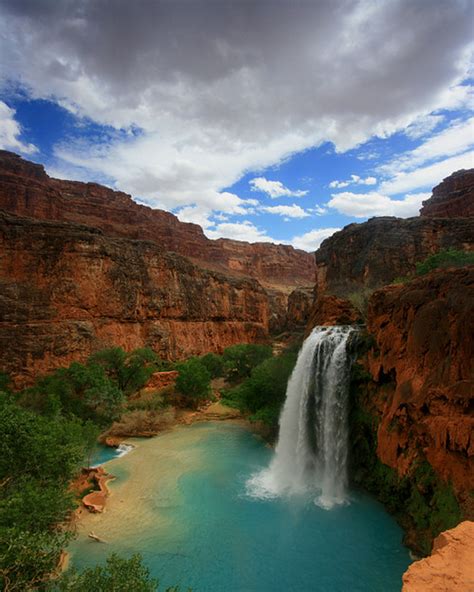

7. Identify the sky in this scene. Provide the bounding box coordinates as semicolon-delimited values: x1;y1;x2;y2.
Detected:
0;0;472;251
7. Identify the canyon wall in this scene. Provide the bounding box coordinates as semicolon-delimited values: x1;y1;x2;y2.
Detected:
366;268;473;497
0;211;269;387
314;215;473;295
314;169;474;296
0;150;315;289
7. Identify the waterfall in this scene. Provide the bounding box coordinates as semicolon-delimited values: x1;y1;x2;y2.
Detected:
247;325;355;509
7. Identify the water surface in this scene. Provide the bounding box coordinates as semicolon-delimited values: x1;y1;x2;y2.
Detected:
70;423;410;592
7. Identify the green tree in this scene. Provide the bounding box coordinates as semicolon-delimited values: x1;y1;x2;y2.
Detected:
89;347;158;394
198;353;223;378
222;344;272;382
175;359;211;407
52;553;159;592
222;352;296;429
0;398;89;591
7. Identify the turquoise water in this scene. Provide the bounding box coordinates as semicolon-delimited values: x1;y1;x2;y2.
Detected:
72;423;411;592
91;444;121;466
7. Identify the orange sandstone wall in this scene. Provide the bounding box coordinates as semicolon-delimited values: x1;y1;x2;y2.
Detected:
0;211;269;387
366;267;474;497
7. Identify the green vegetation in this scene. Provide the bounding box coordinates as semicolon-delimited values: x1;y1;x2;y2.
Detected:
51;553;184;591
347;287;374;319
222;350;297;432
392;248;474;284
198;353;223;378
0;396;86;590
175;358;212;407
0;346;186;590
415;248;474;276
222;343;273;382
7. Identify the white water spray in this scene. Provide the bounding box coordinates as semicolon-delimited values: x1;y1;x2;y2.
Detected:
247;326;355;509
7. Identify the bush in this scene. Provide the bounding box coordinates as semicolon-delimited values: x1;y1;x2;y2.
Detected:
222;352;297;429
51;553;159;591
222;344;272;382
198;353;224;378
104;408;176;439
0;398;91;590
175;359;211;407
89;347;159;394
415;248;474;276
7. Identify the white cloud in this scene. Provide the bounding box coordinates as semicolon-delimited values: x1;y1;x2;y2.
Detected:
262;204;310;218
404;114;444;139
249;177;308;198
0;101;37;154
0;0;471;217
379;151;474;195
312;205;328;216
205;221;274;243
328;191;431;218
176;205;215;229
382;117;474;175
329;180;350;189
290;227;341;251
329;174;377;189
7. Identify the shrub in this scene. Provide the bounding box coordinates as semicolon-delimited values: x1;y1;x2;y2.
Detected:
222;344;272;382
104;408;176;439
198;353;224;378
51;553;159;592
415;248;474;276
89;347;159;394
175;359;211;407
222;352;297;429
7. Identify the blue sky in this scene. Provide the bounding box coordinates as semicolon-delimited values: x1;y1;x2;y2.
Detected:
0;1;472;250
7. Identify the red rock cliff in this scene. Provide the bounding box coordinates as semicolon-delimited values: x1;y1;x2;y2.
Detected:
366;268;474;498
0;210;269;387
0;150;315;289
420;169;474;218
314;169;474;296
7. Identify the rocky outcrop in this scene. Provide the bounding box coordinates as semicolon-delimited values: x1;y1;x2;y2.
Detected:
305;294;361;334
0;210;269;387
315;216;474;295
285;287;314;330
402;521;474;591
366;267;474;497
420;169;474;218
0;150;315;289
81;467;114;513
313;169;474;296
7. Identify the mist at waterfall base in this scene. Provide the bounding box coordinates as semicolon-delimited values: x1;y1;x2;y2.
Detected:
247;325;354;509
72;328;411;591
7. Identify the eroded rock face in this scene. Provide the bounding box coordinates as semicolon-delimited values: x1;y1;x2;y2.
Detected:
286;287;314;330
305;294;361;334
0;151;315;288
0;211;269;387
420;169;474;218
314;169;474;296
402;521;474;592
366;268;474;497
315;216;474;295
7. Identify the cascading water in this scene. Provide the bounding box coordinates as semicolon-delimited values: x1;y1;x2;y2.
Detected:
247;325;355;509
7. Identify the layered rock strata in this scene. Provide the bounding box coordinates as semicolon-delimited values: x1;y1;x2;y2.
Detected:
314;169;474;296
0;150;315;289
315;215;474;295
0;211;269;387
